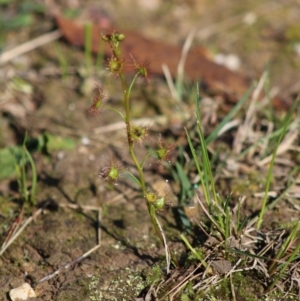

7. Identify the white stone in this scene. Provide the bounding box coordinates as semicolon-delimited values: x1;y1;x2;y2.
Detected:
214;53;241;71
81;136;90;145
243;12;257;26
9;283;36;301
224;54;241;71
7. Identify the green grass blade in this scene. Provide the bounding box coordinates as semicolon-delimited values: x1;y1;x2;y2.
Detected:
180;233;207;267
194;85;218;204
175;161;194;203
268;222;300;291
24;141;37;206
194;86;225;231
185;128;210;206
20;137;27;202
257;113;292;230
84;22;92;72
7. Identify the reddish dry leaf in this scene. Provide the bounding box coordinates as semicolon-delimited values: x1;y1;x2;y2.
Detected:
55;15;290;110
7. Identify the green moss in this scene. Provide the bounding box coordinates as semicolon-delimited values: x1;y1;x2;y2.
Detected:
208;272;264;301
88;268;146;301
145;264;163;286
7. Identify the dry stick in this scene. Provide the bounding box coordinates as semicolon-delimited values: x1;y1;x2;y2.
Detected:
1;205;24;249
192;274;219;290
196;198;219;230
0;30;62;65
230;273;237;301
38;203;102;284
0;207;44;256
163;28;196;104
258;128;299;166
59;203;101;211
177;29;196;81
38;243;101;284
93;116;167;135
162;64;178;101
217;119;241;137
165;264;202;300
155;215;170;274
233;71;267;154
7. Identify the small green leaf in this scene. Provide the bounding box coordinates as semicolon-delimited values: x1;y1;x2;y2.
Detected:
43;133;76;152
11;76;33;94
0;146;24;180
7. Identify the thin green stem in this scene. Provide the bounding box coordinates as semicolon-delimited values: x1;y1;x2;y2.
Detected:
84;22;92;73
120;72;147;195
149;203;178;266
111;40;147;195
105;106;125;120
257;115;291;230
106;37;174;265
180;234;207;268
128;73;139;96
140;152;152;169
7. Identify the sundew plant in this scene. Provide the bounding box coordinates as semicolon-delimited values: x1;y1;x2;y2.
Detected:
88;32;176;268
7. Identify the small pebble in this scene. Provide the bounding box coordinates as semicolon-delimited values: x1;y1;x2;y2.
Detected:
68;103;76;111
9;283;36;301
243;12;257;26
81;136;90;145
214;53;241;71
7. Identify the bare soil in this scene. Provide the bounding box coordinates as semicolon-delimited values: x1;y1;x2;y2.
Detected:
0;1;299;300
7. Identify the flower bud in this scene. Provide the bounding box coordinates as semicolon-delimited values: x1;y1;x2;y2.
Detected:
145;192;157;204
129;124;149;145
98;158;122;183
116;33;125;41
154;197;165;210
145;192;166;211
107;56;123;76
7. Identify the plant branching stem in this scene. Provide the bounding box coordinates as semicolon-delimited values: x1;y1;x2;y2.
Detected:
110;38;174;264
111;42;147;195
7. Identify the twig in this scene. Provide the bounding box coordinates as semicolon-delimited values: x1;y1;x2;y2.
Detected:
230;273;237;301
177;29;196;83
167;264;202;300
155;215;170;274
1;205;24;250
0;207;43;256
258;128;299;166
93;116;167;135
233;71;267;154
0;30;62;65
38;243;101;284
162;63;178;101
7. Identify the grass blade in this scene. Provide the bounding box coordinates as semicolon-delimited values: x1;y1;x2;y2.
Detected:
257;113;292;230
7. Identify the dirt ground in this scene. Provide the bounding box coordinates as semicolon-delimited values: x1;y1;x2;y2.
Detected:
0;1;300;300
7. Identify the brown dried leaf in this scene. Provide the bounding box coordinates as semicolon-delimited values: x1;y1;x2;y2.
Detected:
55;15;290;110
